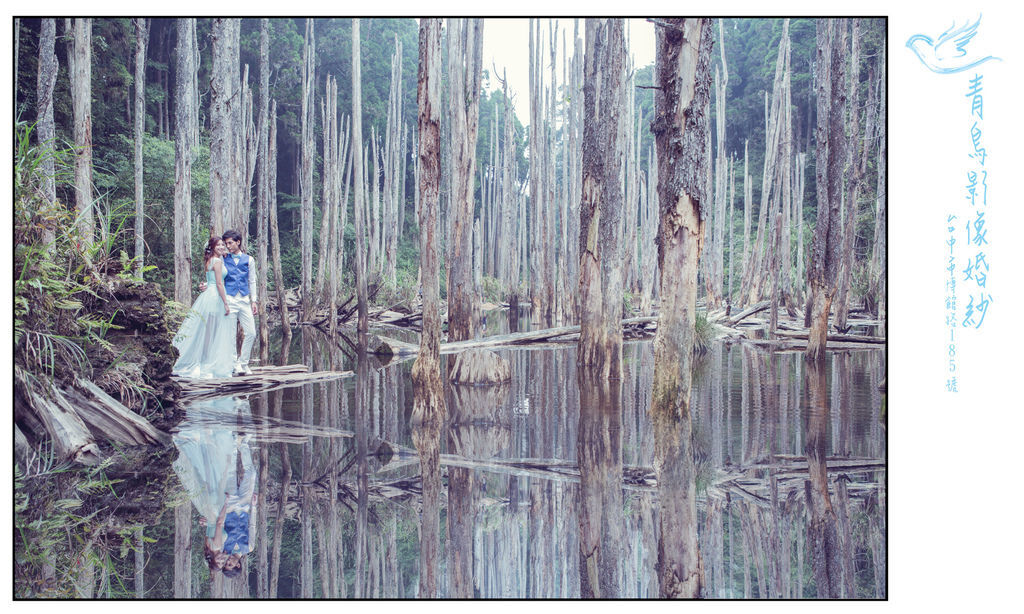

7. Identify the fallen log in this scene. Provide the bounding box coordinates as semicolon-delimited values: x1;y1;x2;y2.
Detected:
374;316;661;357
173;364;352;400
70;379;171;446
773;329;886;344
720;300;770;327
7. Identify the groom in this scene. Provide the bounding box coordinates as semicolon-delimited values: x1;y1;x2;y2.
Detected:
221;230;258;376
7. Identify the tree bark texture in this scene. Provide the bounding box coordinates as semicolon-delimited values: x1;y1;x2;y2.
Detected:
650;17;712;599
133;19;149;277
577;18;626;379
806;19;847;360
257;19;271;358
411;22;446;597
835;19;862;331
70;18;94;247
36;18;58;245
446;18;484;343
300;19;316;315
352;19;369;333
173;18;196;306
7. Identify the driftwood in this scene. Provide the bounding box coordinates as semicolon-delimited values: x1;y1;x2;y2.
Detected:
173;364;352;400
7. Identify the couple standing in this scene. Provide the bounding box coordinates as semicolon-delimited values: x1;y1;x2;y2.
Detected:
172;230;259;379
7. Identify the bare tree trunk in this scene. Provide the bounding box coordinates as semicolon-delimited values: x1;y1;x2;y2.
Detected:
70;18;94;247
578;18;626;379
209;19;235;235
257;19;271;361
806;19;847;360
446;18;484;343
36;18;58;246
650;17;712;599
300;19;315;316
835;19;862;331
174;18;196;306
352;19;369;334
268;101;291;340
133;19;149;277
870;54;887;331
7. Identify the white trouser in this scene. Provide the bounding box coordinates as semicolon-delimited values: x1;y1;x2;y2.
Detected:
225;293;256;369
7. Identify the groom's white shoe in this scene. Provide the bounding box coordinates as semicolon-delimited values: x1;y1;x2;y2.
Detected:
233;365;253;376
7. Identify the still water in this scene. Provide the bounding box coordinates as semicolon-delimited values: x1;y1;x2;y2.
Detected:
151;326;885;599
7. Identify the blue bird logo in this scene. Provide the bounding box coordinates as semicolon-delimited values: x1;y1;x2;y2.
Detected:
907;16;1001;74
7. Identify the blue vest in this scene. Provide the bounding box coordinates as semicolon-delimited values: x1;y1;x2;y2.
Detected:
223;253;250;297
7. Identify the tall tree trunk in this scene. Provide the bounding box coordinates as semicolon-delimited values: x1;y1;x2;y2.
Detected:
650;17;712;599
209;19;235;235
578;18;626;379
70;18;94;247
870;53;887;331
268;101;291;341
257;19;271;361
300;19;315;316
173;18;196;306
835;19;862;331
446;18;484;343
352;19;369;334
806;19;848;360
36;18;58;247
133;19;149;277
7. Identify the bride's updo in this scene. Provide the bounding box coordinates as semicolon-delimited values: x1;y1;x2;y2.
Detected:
203;237;224;267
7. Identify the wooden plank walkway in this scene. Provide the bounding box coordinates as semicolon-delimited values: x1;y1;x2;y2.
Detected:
173;364;352;400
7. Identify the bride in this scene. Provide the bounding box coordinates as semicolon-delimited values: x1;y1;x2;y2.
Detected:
172;237;237;379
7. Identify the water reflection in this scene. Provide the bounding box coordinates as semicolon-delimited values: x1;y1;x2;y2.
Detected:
137;333;885;599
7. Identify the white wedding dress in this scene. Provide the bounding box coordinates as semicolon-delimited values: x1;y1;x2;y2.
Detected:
172;266;236;379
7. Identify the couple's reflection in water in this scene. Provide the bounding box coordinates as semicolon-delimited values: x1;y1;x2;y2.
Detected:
172;396;257;596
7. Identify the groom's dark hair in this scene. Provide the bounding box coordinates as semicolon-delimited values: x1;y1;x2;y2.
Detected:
222;229;243;244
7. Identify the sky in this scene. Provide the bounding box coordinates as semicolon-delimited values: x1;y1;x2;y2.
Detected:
479;18;655;126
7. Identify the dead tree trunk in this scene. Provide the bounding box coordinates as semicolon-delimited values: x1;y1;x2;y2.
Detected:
300;19;316;316
173;18;196;306
36;18;59;247
578;18;626;379
835;19;862;331
806;19;847;360
70;18;94;247
411;19;445;599
209;19;235;235
869;52;887;330
257;19;271;360
269;100;291;338
650;17;712;599
133;19;149;277
446;18;484;343
352;19;369;334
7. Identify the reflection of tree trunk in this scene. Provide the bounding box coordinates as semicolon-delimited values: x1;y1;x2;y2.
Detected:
835;477;855;597
174;502;191;597
270;437;290;597
804;356;841;598
256;394;269;597
576;366;624;598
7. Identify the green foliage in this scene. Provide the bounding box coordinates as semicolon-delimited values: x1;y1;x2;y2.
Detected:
14;121;123;378
14;456;144;598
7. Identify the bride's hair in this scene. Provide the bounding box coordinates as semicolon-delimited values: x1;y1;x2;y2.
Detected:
203;237;224;268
